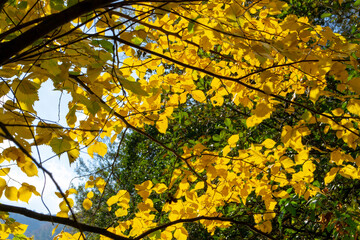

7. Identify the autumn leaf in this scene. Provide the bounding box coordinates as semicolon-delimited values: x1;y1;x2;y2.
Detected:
228;134;239;147
262;139;276;148
50;137;72;157
5;186;18;201
119;76;149;96
192;90;206;102
87;142;107;158
82;198;92;210
324;167;339;185
156;116;168;134
1;0;360;239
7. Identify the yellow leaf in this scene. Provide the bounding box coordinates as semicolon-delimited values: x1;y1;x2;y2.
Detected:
83;198;92;210
161;230;173;240
156;116;168;134
59;198;74;212
259;220;272;233
18;185;33;203
107;195;118;207
280;157;295;170
210;93;224;106
330;149;343;165
200;35;212;51
107;190;130;206
67;188;78;195
152;183;167;194
72;232;86;240
56;211;68;218
223;145;231;156
309;87;321;104
55;192;63;198
193;181;204;191
262;139;276;148
273;190;290;199
5;186;18;201
174;228;188;240
0;168;10;176
135;180;153;191
247;103;273;127
115;208;128;217
138;198;156;212
254;214;262;224
138;190;151;200
348;77;360;94
67;147;80;164
11;223;27;235
324;167;339;185
88;142;108;158
52;224;59;236
339;165;357;179
85;178;95;189
228;134;239;147
22;161;38;177
87;191;94;199
265;199;277;211
347;99;360;116
95;177;106;193
303;161;315;173
0;178;6;196
192;90;206;102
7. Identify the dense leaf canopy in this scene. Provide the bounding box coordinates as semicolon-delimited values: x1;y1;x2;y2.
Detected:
1;0;360;239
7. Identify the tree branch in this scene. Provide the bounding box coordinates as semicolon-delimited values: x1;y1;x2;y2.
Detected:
0;0;201;66
0;203;128;240
133;216;276;240
0;0;116;65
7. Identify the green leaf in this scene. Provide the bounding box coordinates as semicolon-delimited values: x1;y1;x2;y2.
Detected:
13;234;28;240
91;40;114;53
212;134;221;141
11;79;39;112
188;21;195;33
321;13;332;18
18;1;27;9
148;230;161;240
131;37;143;45
224;118;232;127
313;180;321;187
41;59;61;76
354;33;360;38
119;76;149;96
99;40;114;53
67;0;77;7
50;137;72;156
187;15;201;34
285;203;296;216
50;0;65;11
84;100;100;115
135;25;145;31
77;94;101;115
354;0;360;7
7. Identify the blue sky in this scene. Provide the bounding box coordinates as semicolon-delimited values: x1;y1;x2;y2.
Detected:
1;80;81;214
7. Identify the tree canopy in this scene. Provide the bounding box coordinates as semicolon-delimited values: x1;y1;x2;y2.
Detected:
1;0;360;239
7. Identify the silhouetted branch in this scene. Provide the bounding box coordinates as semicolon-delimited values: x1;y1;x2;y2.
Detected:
0;203;128;240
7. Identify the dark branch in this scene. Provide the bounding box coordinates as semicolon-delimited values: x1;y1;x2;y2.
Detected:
0;0;116;65
133;216;276;240
0;203;128;240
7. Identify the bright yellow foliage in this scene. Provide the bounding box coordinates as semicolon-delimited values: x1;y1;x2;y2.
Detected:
0;0;360;239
